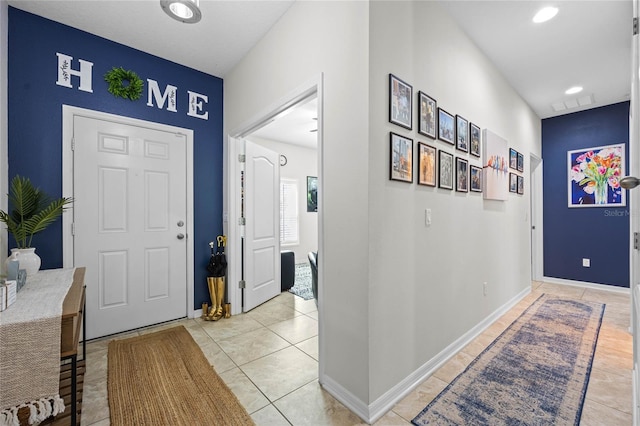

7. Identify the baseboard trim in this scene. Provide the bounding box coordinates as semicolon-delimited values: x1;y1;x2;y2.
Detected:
320;375;371;424
365;286;531;423
542;276;630;294
320;286;531;424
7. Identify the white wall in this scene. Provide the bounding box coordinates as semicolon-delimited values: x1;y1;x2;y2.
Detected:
1;0;7;269
249;136;318;264
224;0;371;404
368;1;541;401
225;0;541;420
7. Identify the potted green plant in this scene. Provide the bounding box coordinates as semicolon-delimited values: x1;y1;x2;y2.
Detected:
0;175;72;275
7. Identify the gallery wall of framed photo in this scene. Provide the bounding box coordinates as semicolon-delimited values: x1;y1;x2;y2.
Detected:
388;73;525;198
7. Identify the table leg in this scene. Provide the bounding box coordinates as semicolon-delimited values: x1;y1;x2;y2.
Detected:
71;354;77;425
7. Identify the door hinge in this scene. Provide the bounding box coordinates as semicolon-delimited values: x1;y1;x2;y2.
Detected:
71;138;75;151
238;154;246;163
71;222;75;236
635;232;640;250
239;280;246;289
238;217;246;226
634;17;638;35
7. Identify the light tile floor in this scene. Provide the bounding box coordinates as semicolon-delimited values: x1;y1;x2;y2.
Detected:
82;282;632;425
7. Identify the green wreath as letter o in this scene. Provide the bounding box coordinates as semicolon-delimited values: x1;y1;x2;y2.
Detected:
104;67;144;101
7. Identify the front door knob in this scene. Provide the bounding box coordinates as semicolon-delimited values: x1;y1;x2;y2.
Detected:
177;233;185;240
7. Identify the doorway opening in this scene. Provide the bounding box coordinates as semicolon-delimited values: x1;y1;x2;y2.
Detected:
530;153;543;282
225;75;324;376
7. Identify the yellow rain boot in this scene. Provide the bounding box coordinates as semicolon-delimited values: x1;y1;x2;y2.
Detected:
212;277;225;321
206;277;217;321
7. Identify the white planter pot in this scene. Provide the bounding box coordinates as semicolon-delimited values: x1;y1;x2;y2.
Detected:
6;248;41;277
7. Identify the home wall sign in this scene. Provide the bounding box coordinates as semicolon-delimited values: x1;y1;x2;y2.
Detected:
55;52;209;120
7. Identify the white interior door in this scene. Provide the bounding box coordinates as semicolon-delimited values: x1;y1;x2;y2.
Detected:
243;140;281;311
73;116;188;339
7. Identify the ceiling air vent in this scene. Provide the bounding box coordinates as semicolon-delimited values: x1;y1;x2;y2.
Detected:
550;94;594;113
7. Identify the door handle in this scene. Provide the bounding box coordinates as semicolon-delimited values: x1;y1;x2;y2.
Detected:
177;233;185;240
621;176;640;189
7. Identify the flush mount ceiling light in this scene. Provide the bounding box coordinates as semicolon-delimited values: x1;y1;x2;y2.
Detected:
160;0;202;24
532;6;558;23
565;86;583;95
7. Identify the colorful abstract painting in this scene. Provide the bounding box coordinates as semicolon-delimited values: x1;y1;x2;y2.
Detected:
567;144;625;207
482;129;509;201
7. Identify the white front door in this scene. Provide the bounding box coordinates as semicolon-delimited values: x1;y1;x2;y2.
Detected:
73;116;188;339
243;140;281;311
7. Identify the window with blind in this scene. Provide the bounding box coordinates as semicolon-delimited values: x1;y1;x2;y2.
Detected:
280;179;299;245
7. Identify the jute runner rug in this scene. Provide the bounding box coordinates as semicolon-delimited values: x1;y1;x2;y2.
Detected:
413;294;605;425
108;325;254;426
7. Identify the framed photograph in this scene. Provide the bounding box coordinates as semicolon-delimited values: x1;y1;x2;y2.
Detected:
456;157;468;192
509;173;518;193
568;143;626;207
517;175;524;195
438;108;455;145
456;115;468;153
470;165;482;192
390;132;413;183
389;74;412;130
418;142;437;186
307;176;318;212
418;92;437;139
438;150;454;190
470;123;481;157
509;148;518;170
517;152;524;172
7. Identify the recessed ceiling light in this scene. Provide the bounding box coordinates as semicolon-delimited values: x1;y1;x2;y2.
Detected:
533;6;558;23
160;0;202;24
565;86;583;95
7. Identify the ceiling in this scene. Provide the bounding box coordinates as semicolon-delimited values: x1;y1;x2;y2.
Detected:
441;1;632;119
6;0;633;145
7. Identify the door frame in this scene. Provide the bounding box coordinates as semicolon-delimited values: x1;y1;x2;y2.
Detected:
61;105;195;319
530;153;543;281
225;73;324;376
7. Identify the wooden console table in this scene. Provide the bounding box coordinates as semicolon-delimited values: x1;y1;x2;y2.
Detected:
15;267;86;426
60;267;86;426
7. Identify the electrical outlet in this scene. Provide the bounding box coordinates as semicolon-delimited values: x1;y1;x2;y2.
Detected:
425;208;432;227
582;258;590;268
483;282;488;296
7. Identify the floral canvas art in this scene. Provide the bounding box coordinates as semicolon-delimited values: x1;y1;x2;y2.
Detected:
567;144;625;207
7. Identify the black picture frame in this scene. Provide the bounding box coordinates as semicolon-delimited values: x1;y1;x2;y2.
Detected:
307;176;318;212
456;115;469;153
390;132;413;183
517;175;524;194
418;142;437;187
418;92;437;139
470;123;481;157
389;74;412;130
438;150;454;190
470;165;482;192
517;152;524;172
509;172;518;193
438;108;455;145
456;157;468;192
509;148;518;170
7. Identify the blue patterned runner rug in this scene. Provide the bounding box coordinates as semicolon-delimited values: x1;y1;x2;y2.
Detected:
412;294;605;425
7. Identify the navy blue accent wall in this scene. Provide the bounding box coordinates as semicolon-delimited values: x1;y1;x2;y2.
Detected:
8;7;223;308
542;102;629;287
